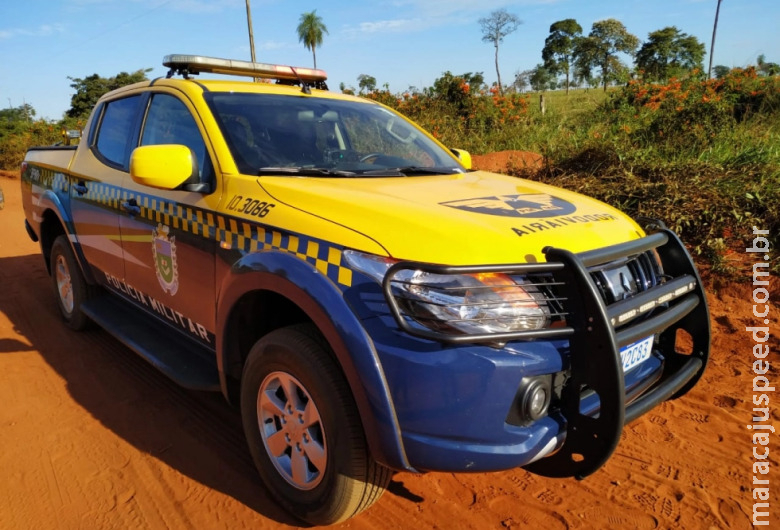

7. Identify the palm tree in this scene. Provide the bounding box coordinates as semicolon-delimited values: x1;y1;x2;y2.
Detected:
297;10;328;69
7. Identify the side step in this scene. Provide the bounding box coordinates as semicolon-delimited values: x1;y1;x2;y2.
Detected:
82;295;221;391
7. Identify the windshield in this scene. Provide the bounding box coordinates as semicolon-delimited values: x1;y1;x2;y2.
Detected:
206;93;465;176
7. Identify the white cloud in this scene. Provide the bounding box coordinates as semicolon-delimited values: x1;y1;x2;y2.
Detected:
69;0;244;14
342;0;561;38
258;40;288;51
0;23;65;40
386;0;559;17
163;0;243;14
356;18;425;34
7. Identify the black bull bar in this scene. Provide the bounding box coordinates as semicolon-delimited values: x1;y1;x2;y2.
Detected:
383;228;710;479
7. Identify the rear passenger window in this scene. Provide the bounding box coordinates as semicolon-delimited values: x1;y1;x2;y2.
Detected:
95;95;142;168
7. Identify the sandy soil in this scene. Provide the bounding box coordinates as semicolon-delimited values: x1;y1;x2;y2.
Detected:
471;150;544;173
0;160;778;529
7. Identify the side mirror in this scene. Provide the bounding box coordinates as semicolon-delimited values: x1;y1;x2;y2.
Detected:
450;148;472;170
130;145;197;190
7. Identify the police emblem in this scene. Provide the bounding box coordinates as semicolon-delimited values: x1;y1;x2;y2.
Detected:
440;193;577;218
152;223;179;295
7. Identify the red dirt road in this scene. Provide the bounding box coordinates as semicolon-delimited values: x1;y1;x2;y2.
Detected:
0;165;778;529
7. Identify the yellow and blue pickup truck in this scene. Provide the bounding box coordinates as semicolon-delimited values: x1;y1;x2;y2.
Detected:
21;55;710;525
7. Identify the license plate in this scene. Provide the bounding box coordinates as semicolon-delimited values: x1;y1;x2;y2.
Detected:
620;336;654;372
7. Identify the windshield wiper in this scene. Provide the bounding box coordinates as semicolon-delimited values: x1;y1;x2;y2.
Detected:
361;166;459;176
257;167;357;177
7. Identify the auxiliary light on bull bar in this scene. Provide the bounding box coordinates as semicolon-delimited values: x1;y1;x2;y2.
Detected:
163;54;328;85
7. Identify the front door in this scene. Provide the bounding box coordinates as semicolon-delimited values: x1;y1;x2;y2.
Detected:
118;92;219;348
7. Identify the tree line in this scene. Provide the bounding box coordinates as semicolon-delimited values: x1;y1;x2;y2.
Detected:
521;17;707;93
479;9;777;94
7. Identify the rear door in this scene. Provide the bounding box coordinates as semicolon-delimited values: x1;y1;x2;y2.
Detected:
69;94;144;285
118;91;220;348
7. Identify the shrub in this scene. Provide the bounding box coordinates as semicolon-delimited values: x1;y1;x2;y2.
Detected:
0;120;67;170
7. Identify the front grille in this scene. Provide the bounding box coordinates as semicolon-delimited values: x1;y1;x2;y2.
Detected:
590;251;662;305
529;251;664;328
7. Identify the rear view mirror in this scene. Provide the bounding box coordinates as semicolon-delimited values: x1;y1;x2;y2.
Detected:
130;144;197;190
450;148;472;170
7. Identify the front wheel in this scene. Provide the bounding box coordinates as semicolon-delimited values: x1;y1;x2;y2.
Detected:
240;324;390;525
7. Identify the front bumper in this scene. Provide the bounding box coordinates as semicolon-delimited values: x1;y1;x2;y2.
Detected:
375;227;710;478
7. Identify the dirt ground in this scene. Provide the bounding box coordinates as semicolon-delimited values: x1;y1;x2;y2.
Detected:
0;159;778;529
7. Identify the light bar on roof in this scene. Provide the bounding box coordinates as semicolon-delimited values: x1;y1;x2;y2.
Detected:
163;54;328;83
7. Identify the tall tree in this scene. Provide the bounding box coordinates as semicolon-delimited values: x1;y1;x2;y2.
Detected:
479;9;522;94
66;69;150;119
297;10;328;69
636;26;706;82
541;19;583;95
575;19;639;92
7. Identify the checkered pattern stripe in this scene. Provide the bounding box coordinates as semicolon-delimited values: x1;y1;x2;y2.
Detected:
35;168;67;193
79;180;353;287
219;221;353;286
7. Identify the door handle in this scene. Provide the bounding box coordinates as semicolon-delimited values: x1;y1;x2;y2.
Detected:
74;181;88;195
121;199;141;217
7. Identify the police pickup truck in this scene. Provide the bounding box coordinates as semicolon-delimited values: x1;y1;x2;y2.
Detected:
21;54;710;525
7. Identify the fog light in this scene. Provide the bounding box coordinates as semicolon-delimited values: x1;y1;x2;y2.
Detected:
523;380;550;421
506;376;553;426
526;384;548;418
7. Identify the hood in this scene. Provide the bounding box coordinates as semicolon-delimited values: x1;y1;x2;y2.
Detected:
259;170;645;265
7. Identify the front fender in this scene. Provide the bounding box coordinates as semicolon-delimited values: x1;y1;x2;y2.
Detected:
216;250;412;471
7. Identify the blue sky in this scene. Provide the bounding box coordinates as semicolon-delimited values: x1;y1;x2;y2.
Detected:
1;0;777;120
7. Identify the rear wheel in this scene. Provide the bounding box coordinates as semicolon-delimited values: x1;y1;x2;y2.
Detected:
241;324;390;525
50;235;96;330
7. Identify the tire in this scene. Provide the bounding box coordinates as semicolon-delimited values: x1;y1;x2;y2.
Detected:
240;324;391;525
50;235;96;330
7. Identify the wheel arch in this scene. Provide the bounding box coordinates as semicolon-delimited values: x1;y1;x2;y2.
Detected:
216;250;411;471
35;191;96;284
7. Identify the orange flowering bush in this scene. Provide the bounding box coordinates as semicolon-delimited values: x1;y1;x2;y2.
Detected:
606;67;779;151
361;75;529;150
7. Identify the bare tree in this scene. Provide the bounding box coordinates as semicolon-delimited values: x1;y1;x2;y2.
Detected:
479;9;522;94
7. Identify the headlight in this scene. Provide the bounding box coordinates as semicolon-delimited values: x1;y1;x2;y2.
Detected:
344;251;550;336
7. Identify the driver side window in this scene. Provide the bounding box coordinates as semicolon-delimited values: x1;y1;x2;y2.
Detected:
141;94;214;182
